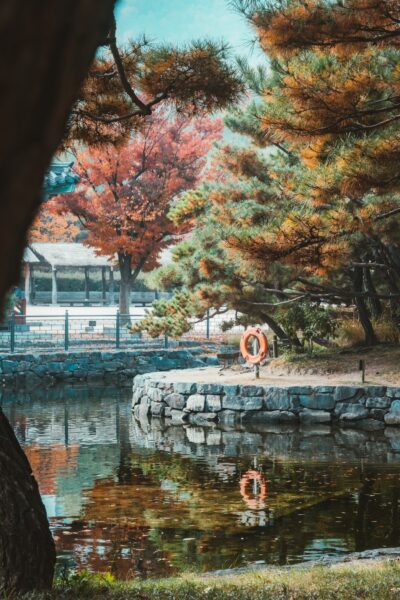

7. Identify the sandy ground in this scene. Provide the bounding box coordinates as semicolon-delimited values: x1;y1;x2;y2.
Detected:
151;365;384;387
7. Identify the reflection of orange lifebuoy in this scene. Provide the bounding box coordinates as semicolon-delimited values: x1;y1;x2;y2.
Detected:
240;327;268;365
240;469;267;510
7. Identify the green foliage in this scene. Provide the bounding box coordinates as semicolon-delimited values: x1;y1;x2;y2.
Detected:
132;0;400;347
146;264;184;292
276;302;337;343
131;291;203;338
30;560;400;599
1;290;16;323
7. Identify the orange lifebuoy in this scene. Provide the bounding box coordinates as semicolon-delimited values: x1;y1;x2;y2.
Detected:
240;327;268;365
240;469;267;511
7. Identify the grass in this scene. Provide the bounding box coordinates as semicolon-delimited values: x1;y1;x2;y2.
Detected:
26;559;400;599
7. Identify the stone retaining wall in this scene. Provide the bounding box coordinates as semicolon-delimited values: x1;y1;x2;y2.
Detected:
0;349;216;388
132;372;400;430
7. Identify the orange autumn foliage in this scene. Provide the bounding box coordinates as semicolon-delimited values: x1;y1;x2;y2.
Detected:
54;109;222;313
29;205;80;243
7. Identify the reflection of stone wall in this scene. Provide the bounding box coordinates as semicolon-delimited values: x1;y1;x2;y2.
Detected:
131;416;400;464
0;349;210;389
133;373;400;431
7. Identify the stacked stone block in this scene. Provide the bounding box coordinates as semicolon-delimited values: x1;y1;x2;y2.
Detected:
132;374;400;430
0;348;209;388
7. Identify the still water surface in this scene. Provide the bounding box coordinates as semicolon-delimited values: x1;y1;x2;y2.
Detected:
3;384;400;578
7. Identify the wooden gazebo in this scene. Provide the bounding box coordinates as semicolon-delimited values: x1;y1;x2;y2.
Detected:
23;243;115;305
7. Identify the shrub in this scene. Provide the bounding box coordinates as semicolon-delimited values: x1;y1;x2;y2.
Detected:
277;302;337;344
336;316;400;346
335;319;366;347
373;316;400;344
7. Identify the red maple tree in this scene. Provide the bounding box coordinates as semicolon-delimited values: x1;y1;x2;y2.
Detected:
29;209;81;243
54;109;222;316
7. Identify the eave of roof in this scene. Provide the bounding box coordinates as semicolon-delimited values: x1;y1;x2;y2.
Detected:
24;243;114;268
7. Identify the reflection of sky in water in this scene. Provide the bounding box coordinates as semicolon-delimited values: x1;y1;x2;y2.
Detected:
303;538;349;560
3;385;400;579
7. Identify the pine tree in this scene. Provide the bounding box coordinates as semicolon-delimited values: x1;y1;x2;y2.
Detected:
136;1;400;346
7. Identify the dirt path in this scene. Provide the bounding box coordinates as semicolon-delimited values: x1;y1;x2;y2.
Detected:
161;345;400;387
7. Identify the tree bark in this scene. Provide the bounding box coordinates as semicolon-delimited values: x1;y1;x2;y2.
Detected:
260;312;302;348
353;267;378;345
363;266;382;319
0;1;115;310
0;409;55;595
118;253;132;325
0;1;115;593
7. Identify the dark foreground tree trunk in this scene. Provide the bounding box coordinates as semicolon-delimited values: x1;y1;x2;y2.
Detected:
0;0;115;310
0;410;55;595
0;1;115;592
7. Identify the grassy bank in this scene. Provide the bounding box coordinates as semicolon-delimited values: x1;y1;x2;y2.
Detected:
32;559;400;599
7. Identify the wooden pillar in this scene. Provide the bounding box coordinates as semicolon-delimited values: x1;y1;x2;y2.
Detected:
101;266;107;305
51;266;58;305
84;267;90;304
24;264;31;305
109;267;115;305
31;266;36;304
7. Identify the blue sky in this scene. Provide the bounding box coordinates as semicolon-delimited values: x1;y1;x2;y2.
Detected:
115;0;261;62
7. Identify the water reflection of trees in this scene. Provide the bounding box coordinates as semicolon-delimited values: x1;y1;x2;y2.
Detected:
80;432;400;575
3;389;400;578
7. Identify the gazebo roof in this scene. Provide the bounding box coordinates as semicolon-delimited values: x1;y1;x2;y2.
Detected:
23;247;42;264
43;162;79;199
24;243;113;268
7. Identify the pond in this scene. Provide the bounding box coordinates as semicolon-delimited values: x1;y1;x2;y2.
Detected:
2;384;400;579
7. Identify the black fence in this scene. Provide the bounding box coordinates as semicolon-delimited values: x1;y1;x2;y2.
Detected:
1;312;221;353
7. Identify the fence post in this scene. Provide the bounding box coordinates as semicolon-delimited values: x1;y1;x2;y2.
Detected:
64;310;69;352
164;334;169;349
116;310;120;349
272;334;279;358
206;309;210;340
10;312;15;353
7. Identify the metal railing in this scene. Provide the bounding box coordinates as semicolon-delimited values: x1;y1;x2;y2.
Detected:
1;311;227;353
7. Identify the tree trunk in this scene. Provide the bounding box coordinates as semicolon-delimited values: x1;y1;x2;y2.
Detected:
0;1;115;593
261;312;302;348
363;266;382;319
0;409;55;595
0;1;115;312
353;267;378;346
118;254;132;326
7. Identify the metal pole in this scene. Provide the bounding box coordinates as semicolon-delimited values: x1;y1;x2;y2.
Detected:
109;267;115;305
359;359;365;383
64;310;69;352
84;267;90;305
273;334;278;358
253;337;260;379
101;266;107;305
10;312;15;353
51;266;58;305
164;334;169;349
116;310;120;349
206;309;210;340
